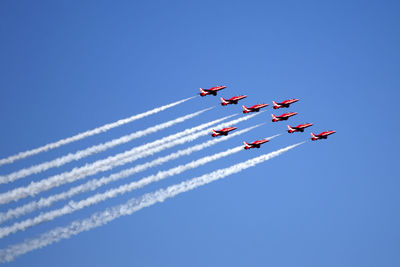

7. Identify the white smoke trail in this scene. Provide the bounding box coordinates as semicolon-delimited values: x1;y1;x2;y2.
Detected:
0;107;212;184
264;134;281;140
0;125;262;223
0;141;304;262
0;96;196;166
0;113;247;204
2;140;270;237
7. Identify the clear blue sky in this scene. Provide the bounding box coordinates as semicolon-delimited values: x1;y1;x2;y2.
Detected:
0;0;399;266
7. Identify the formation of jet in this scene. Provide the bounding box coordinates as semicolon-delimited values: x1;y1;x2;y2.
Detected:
272;112;298;122
242;104;269;113
212;127;237;137
311;131;336;141
287;123;314;133
272;99;299;109
200;86;335;145
243;139;270;150
200;86;226;96
221;95;247;106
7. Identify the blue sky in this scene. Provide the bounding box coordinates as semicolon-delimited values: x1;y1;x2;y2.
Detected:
0;0;399;266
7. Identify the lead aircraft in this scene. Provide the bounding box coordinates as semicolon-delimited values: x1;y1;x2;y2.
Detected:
311;131;336;141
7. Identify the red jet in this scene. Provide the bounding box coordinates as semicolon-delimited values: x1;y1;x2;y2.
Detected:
311;131;336;141
221;95;247;106
242;104;269;113
200;86;227;96
288;123;313;133
212;127;238;137
243;139;270;150
271;112;298;122
272;99;299;109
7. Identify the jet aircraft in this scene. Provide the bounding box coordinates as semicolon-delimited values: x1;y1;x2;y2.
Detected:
243;139;271;149
272;99;299;109
271;112;298;122
242;104;269;113
287;123;313;133
212;127;238;137
200;86;227;96
221;95;247;106
311;131;336;141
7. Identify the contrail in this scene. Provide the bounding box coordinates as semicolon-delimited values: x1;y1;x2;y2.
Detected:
0;112;261;204
263;134;281;140
0;141;304;262
0;113;245;204
1;133;279;237
0;96;196;166
0;107;212;184
0;125;262;223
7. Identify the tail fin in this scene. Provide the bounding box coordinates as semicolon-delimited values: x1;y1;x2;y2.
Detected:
242;105;250;112
200;88;206;94
243;141;251;149
311;132;317;140
271;114;277;120
221;97;228;105
272;101;278;106
211;129;219;137
287;125;294;133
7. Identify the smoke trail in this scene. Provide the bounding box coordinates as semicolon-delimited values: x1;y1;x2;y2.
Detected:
3;139;275;237
0;96;196;166
0;107;212;184
0;125;262;223
264;134;281;140
0;113;243;204
0;141;304;262
0;112;261;204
